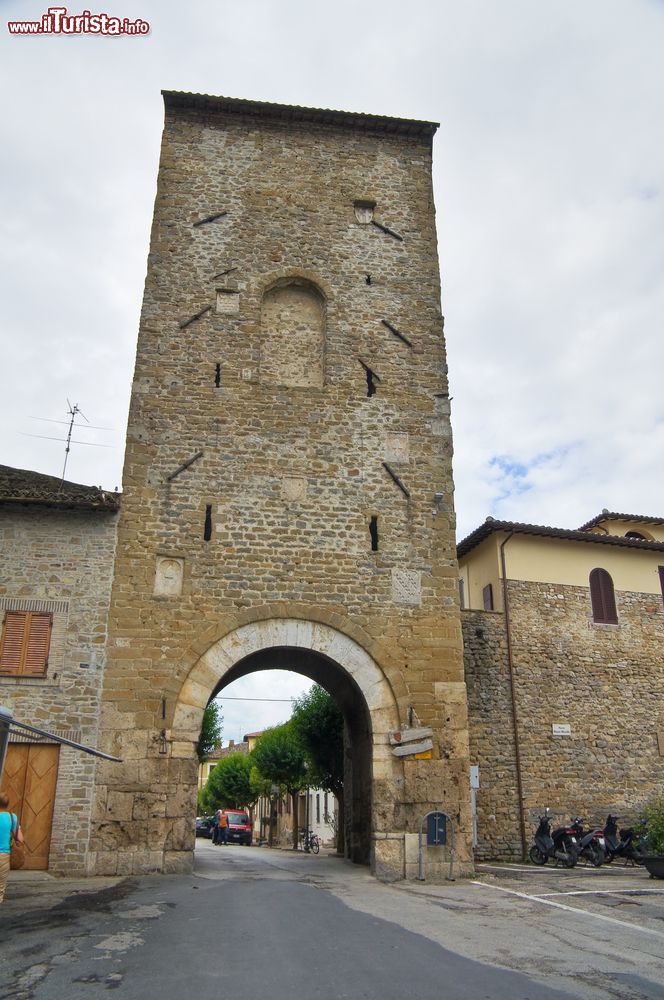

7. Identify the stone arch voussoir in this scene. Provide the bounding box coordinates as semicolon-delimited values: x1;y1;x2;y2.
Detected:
255;267;333;303
173;616;400;743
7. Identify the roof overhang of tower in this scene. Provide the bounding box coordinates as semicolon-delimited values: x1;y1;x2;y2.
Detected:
162;91;439;139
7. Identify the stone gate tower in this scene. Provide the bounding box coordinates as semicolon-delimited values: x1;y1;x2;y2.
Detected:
90;92;471;880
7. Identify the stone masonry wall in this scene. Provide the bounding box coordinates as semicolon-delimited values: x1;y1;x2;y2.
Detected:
0;503;118;874
91;98;470;880
464;579;664;859
462;609;522;860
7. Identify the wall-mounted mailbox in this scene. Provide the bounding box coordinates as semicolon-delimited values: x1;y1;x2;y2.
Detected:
418;809;455;882
427;811;447;846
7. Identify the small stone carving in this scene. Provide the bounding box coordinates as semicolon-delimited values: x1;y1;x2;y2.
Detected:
154;557;184;597
216;290;240;314
391;568;421;606
385;433;409;463
281;477;307;501
354;199;375;224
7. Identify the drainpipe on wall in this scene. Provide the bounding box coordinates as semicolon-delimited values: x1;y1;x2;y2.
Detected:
499;533;528;861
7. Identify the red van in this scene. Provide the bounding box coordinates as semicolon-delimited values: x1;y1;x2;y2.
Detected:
221;810;252;846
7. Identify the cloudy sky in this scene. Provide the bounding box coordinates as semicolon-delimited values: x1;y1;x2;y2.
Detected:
2;0;662;738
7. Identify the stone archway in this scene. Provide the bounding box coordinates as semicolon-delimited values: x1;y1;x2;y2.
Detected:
174;620;396;737
173;618;402;867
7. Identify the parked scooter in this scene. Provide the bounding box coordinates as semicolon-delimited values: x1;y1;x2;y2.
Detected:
569;817;606;866
603;815;645;865
529;810;578;867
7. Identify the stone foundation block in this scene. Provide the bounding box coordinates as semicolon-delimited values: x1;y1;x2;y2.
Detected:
372;834;404;882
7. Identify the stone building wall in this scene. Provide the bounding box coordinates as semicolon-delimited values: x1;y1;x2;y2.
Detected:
464;578;664;859
462;609;521;860
0;503;118;874
91;95;470;880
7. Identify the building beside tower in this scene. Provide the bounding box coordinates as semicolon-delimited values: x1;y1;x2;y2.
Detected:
459;511;664;859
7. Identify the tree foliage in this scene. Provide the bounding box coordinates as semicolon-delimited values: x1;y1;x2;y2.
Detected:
290;684;344;797
251;723;307;793
251;723;307;849
201;752;253;813
291;684;345;854
197;701;223;763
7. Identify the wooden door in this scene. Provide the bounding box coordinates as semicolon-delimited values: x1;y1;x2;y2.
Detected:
1;743;60;869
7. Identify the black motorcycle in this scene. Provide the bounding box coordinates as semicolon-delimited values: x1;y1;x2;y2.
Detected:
529;810;578;867
603;815;645;865
570;817;606;867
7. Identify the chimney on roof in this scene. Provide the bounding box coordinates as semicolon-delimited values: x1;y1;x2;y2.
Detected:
229;739;234;748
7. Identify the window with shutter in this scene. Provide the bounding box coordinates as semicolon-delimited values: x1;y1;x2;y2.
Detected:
659;566;664;608
482;583;494;611
589;568;618;624
0;611;52;676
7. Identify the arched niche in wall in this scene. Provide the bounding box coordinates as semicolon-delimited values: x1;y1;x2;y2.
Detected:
259;277;326;388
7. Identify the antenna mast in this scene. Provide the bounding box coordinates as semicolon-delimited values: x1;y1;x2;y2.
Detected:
61;400;89;487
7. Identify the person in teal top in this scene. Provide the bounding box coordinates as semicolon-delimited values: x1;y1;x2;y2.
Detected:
0;793;23;903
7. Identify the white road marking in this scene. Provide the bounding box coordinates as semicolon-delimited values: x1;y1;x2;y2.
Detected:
473;880;664;940
477;863;640;877
537;888;664;898
476;864;570;875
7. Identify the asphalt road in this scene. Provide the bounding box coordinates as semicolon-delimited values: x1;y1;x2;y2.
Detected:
1;842;663;1000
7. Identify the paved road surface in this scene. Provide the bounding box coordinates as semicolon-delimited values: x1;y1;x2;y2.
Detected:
1;842;663;999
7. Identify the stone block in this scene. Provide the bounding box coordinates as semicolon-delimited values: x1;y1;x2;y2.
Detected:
164;850;194;874
372;835;404;882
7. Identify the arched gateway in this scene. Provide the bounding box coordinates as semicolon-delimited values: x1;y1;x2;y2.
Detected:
89;93;472;881
175;618;399;867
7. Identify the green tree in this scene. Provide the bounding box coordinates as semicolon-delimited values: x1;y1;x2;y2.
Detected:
251;723;307;849
291;684;344;853
197;701;222;763
202;752;253;813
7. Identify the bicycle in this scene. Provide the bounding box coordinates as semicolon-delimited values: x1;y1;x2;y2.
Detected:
299;827;320;854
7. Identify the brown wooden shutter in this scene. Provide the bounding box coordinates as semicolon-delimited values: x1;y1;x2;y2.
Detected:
0;611;52;676
659;566;664;608
23;613;52;675
589;568;617;623
482;583;494;611
0;613;27;674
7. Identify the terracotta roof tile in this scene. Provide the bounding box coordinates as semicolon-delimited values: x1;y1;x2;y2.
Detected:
0;465;120;511
577;511;664;531
457;516;664;559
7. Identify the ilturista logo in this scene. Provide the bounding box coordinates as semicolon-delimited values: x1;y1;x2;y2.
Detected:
7;7;150;35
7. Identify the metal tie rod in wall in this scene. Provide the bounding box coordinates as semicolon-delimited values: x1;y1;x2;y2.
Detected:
0;705;122;781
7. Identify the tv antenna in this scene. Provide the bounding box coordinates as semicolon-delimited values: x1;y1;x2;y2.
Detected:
22;401;114;489
62;401;86;485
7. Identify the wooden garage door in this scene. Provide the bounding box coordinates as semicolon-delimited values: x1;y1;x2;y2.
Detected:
1;743;60;869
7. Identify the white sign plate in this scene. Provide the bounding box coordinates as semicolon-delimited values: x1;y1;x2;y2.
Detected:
552;724;572;736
